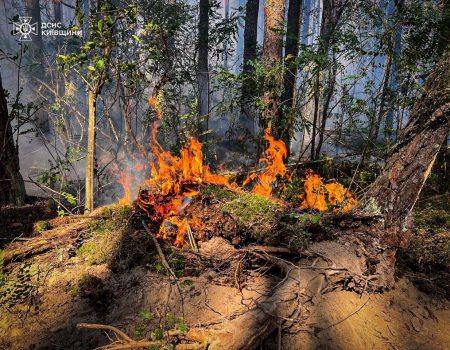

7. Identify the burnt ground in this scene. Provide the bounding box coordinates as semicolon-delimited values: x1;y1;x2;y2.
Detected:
0;195;449;350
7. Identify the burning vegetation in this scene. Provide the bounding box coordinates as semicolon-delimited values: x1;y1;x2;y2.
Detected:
118;103;358;248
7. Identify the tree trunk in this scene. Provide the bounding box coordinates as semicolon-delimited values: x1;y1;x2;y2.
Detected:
240;0;260;137
84;90;97;213
197;0;209;140
274;0;302;155
363;50;450;243
261;0;285;131
0;73;26;206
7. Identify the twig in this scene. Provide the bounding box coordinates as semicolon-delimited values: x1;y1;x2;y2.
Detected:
141;220;185;318
186;219;198;252
141;220;177;281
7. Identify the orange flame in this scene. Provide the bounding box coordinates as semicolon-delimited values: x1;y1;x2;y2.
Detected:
300;171;357;212
244;128;288;197
159;215;209;247
117;98;357;246
117;171;133;206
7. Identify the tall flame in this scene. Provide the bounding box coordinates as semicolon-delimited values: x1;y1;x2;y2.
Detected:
117;97;357;246
243;128;288;197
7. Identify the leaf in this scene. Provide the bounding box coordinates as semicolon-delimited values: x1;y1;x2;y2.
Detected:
87;66;96;72
285;54;296;61
97;19;104;31
96;59;105;69
57;54;68;60
132;34;141;42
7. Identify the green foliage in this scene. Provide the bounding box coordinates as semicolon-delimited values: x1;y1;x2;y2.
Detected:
179;280;193;288
135;309;153;337
154;262;165;274
150;328;164;341
165;313;187;333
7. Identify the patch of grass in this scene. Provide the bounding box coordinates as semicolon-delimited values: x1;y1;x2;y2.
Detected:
104;204;133;221
116;205;133;220
86;217;122;238
150;328;164;341
165;313;187;333
220;192;278;226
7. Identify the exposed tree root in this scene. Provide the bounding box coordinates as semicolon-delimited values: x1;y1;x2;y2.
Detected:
184;239;373;350
77;323;203;350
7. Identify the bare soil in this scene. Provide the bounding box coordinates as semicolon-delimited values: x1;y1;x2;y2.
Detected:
0;205;449;350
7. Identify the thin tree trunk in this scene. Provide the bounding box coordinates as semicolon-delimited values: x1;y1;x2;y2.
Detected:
240;0;260;137
197;0;209;140
310;0;337;160
274;0;302;156
310;71;320;160
84;90;97;213
261;0;285;131
0;73;26;206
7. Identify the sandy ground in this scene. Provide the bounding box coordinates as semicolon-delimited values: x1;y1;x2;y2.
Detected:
0;209;449;350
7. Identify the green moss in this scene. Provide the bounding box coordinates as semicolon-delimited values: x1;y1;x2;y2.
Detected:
87;218;119;236
116;205;133;220
76;240;110;265
201;185;237;201
220;192;278;226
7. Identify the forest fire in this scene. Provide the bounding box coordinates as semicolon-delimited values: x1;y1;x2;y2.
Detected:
118;99;357;246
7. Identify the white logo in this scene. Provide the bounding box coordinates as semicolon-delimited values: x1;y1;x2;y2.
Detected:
13;17;38;41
